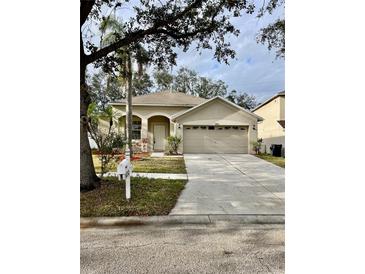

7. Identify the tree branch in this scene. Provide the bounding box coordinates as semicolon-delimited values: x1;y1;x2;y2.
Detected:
159;26;215;40
84;0;204;65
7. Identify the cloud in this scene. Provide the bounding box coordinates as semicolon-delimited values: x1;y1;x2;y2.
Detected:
172;2;285;103
86;0;285;103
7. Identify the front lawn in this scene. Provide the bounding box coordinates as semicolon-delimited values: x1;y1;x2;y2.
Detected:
93;155;186;174
80;177;187;217
133;157;186;173
256;154;285;168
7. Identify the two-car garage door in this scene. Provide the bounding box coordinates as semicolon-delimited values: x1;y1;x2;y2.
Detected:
183;125;249;154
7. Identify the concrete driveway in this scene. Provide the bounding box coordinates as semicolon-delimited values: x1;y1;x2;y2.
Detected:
170;154;284;215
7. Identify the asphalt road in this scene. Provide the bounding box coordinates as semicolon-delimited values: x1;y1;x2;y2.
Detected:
81;223;284;274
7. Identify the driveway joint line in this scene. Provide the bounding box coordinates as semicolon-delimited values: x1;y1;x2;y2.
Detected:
207;215;212;223
219;155;284;201
172;154;284;215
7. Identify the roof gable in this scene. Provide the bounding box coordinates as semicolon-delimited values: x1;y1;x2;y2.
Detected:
252;91;285;112
172;96;263;123
110;91;207;107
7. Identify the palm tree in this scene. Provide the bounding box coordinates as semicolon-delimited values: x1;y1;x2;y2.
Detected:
99;16;150;157
132;44;151;96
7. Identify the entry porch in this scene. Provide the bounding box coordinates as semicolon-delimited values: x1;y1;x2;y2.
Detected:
118;114;176;152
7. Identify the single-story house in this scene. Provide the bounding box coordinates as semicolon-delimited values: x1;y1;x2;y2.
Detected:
110;91;263;154
252;91;285;154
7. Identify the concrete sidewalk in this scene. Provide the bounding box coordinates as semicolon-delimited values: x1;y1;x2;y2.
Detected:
97;172;187;180
133;172;187;180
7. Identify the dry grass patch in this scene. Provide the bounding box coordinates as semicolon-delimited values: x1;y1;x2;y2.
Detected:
256;154;285;168
133;157;186;174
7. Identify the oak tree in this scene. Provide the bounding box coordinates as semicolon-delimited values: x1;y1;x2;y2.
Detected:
81;0;258;190
256;0;285;58
226;90;257;110
173;67;198;95
153;69;174;91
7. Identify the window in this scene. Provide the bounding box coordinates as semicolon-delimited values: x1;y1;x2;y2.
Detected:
200;126;207;129
192;126;199;129
132;120;141;139
186;127;191;130
232;126;239;130
217;127;223;130
239;127;245;130
224;126;231;130
208;126;215;130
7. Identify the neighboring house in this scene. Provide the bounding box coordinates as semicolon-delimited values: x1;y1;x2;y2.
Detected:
252;91;285;154
110;91;263;154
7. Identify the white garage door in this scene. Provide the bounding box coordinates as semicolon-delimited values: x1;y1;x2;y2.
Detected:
183;125;249;154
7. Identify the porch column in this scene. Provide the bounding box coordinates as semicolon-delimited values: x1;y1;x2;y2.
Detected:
169;120;175;136
141;117;148;139
140;117;148;152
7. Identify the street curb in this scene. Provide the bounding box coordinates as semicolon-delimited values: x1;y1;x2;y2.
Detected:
80;215;284;228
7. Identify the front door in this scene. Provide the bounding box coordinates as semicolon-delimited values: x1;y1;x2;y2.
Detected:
153;124;166;151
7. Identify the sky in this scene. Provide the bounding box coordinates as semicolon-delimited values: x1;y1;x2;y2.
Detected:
170;4;285;103
85;0;285;104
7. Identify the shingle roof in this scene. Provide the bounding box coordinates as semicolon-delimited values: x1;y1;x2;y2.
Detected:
111;91;208;106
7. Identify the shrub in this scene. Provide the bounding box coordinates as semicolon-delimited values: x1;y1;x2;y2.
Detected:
88;103;126;177
251;138;263;155
167;136;182;155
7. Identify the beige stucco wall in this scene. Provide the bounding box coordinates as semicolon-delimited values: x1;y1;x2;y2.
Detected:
279;96;285;121
111;100;259;154
97;117;111;134
112;105;190;152
253;95;285;153
174;99;259;154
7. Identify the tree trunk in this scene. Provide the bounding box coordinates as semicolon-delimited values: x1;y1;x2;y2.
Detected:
80;61;100;191
125;52;133;157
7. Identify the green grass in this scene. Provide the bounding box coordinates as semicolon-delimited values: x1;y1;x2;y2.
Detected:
132;157;186;174
80;177;187;217
93;155;187;174
256;154;285;168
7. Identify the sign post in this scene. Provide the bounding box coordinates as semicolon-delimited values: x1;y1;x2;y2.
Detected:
117;144;132;201
125;145;131;200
